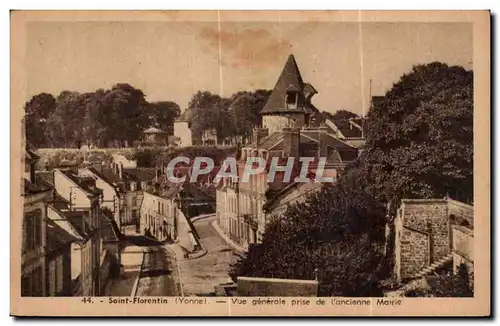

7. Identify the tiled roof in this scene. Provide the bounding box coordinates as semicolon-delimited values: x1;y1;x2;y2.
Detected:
63;210;92;239
49;193;72;211
35;171;55;188
59;169;103;196
25;149;40;162
100;212;120;242
176;109;191;123
144;127;163;134
88;167;121;187
46;219;80;254
327;119;364;138
260;54;318;115
264;181;323;212
47;205;84;241
300;130;356;150
22;178;51;196
257;132;284;150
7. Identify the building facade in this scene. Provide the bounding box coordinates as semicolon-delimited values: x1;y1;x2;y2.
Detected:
215;54;359;250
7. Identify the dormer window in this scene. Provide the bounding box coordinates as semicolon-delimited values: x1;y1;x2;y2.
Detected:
285;84;299;110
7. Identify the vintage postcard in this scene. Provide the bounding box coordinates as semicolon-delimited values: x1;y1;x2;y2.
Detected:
10;10;490;316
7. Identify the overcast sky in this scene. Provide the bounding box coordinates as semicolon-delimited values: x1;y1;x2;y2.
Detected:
26;21;472;116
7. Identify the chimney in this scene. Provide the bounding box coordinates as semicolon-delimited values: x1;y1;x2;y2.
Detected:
253;128;269;147
318;126;329;158
283;128;300;158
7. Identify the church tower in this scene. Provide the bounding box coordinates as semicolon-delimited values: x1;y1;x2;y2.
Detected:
260;54;319;134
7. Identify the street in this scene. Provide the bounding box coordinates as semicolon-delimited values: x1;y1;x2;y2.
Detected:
120;229;180;297
175;215;239;296
135;245;180;296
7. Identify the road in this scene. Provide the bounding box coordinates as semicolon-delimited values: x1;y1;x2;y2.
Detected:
122;231;180;296
177;215;239;296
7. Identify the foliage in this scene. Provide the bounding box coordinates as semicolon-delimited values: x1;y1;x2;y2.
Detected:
322;109;359;121
230;170;386;296
430;264;474;297
23;93;56;148
128;147;165;167
230;62;474;295
405;263;474;297
24;84;180;149
187;89;271;144
362;62;473;204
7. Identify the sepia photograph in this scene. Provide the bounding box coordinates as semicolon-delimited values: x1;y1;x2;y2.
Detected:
10;10;490;316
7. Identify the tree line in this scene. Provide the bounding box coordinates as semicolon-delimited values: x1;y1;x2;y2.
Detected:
24;85;273;149
230;62;474;296
186;89;272;145
24;83;181;149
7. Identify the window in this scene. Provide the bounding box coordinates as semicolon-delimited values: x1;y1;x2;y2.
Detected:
131;196;137;207
23;209;43;251
285;90;298;107
23;213;34;251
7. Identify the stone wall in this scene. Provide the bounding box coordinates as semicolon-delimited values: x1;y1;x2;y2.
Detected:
448;199;474;227
402;199;450;263
237;276;318;297
395;198;474;281
400;227;429;279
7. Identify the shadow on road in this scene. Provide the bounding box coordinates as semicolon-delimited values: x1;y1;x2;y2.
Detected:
139;269;173;278
122;234;164;247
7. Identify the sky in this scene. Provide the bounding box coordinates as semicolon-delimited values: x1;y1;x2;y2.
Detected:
25;21;472;116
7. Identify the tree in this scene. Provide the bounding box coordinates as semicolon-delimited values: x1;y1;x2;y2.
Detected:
24;93;56;147
147;101;181;134
100;83;149;147
230;170;386;296
330;109;358;121
360;62;473;280
226;89;271;143
188;91;224;138
45;91;87;148
363;62;473;204
430;264;473;297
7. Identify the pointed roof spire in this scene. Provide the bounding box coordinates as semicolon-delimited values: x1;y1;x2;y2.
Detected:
260;54;310;115
259;54;319;117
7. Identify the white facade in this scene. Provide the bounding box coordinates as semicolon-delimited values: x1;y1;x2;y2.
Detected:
112;154;137;169
174;121;192;147
140;191;177;242
263;114;305;135
79;168;121;228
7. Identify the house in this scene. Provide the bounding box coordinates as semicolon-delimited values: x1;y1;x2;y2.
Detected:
52;168;103;296
140;182;183;242
173;110;193;147
21;149;52;296
143;126;168;146
99;210;122;292
45;218;79;296
201;129;218;146
79;166;122;229
216;54;360;249
259;54;321;134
